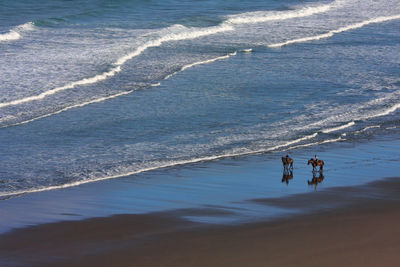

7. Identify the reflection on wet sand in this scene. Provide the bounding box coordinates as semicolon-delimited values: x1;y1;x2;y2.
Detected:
282;170;293;186
308;173;325;190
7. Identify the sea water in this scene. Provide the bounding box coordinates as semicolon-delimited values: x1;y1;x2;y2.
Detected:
0;0;400;199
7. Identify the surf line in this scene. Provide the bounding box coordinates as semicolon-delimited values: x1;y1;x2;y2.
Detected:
0;132;338;198
268;14;400;48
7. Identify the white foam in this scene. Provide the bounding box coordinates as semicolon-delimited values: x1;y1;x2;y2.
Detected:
225;3;336;25
0;22;35;43
115;24;234;66
16;22;35;31
362;125;381;131
0;31;20;42
0;66;122;109
164;52;237;80
266;132;318;151
322;121;355;133
352;123;390;133
365;103;400;119
182;52;237;71
289;137;344;150
268;14;400;48
0;90;133;128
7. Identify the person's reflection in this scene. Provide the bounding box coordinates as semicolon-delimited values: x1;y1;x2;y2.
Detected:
282;170;293;186
308;172;324;190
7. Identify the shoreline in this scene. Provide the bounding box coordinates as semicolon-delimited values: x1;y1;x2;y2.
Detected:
2;177;400;266
2;135;400;235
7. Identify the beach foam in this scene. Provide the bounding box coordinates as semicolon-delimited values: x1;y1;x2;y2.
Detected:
322;121;355;133
0;22;34;43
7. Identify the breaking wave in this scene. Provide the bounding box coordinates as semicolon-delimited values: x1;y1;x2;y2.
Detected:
0;22;35;43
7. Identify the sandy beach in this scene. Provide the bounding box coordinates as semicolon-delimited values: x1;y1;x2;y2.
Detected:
1;177;400;266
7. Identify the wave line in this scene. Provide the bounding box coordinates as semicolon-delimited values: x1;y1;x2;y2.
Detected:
364;103;400;120
225;3;335;25
322;121;355;133
265;132;318;151
164;51;237;80
0;66;122;109
0;90;134;128
268;14;400;48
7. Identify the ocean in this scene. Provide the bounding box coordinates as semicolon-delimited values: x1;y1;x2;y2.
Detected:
0;0;400;207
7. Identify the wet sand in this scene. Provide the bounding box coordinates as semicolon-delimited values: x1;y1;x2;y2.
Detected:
1;178;400;266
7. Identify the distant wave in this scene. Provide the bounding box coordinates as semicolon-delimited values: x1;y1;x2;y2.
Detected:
0;22;35;43
0;1;346;110
0;24;234;110
225;2;338;25
268;14;400;48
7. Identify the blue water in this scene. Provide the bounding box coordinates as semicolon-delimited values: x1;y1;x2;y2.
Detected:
0;0;400;198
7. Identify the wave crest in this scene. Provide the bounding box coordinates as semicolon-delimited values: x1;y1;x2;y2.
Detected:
0;22;35;43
